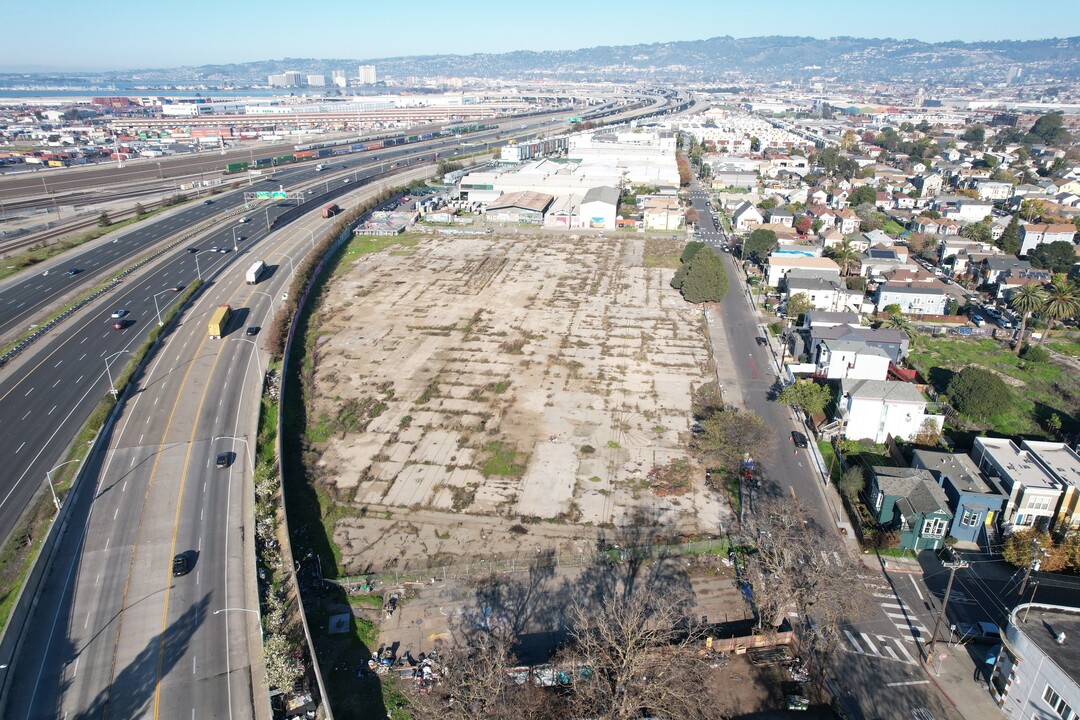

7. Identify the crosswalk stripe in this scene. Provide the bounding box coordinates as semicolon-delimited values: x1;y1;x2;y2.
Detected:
875;635;901;662
845;629;864;653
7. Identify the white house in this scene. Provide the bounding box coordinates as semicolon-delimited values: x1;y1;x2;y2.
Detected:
732;201;764;231
766;254;841;288
875;282;948;315
815;340;891;380
1019;223;1077;256
785;276;863;313
839;378;942;444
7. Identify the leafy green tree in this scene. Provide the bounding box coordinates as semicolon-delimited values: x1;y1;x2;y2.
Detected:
846;276;867;292
681;241;706;265
777;381;832;416
698;409;772;476
960;221;992;244
757;196;778;211
1037;274;1080;345
997;215;1021;255
680;247;729;304
848;186;877;207
961;126;986;143
882;313;918;344
1029;241;1079;274
744;228;778;264
882;303;902;317
838;466;865;503
947;367;1013;421
1029;112;1072;147
97;211;111;227
785;292;815;322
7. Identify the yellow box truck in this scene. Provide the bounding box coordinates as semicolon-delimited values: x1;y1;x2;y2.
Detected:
208;304;231;339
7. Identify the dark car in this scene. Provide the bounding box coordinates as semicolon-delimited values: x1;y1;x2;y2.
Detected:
170;285;184;292
67;268;80;275
216;452;231;469
246;326;260;336
203;199;213;205
792;430;809;448
187;247;199;253
172;554;190;577
112;320;128;330
756;336;768;346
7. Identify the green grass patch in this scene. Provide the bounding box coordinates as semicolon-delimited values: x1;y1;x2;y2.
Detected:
723;473;741;516
643;237;683;269
817;441;843;484
349;594;384;610
1047;341;1080;358
909;336;1080;438
882;219;905;235
607;440;621;449
332;233;423;277
480;441;527;477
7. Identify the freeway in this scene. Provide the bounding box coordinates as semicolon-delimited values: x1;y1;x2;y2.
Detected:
0;200;336;719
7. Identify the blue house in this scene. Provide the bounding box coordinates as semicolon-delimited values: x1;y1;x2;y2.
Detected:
868;466;954;552
911;449;1008;549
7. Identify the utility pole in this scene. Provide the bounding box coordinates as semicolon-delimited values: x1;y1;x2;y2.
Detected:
926;552;968;671
1019;538;1044;596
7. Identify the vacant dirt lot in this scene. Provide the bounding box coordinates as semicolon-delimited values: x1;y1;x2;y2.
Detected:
310;232;730;575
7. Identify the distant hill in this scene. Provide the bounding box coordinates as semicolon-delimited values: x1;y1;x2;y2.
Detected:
20;35;1080;86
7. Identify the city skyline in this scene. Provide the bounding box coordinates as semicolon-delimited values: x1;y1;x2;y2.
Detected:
4;0;1080;72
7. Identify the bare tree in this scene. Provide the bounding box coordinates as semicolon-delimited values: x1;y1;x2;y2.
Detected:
406;631;549;720
556;584;714;720
745;497;873;668
697;408;773;475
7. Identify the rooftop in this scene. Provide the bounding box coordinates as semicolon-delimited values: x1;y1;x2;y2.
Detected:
487;190;554;213
873;467;951;517
912;449;998;496
842;378;925;403
973;438;1062;491
1010;604;1080;689
1023;441;1080;490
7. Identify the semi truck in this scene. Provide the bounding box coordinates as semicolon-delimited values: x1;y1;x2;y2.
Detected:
208;304;231;339
246;260;266;285
322;203;340;218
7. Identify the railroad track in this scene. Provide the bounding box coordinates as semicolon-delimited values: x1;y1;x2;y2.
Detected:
0;199;162;259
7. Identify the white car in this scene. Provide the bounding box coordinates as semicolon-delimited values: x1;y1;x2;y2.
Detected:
238;217;250;223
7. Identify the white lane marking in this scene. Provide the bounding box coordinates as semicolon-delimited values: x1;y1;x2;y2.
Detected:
53;378;62;388
139;434;144;444
21;410;31;420
104;538;109;551
48;405;57;415
79;353;86;361
80;336;88;344
16;442;25;453
130;456;136;467
71;658;78;679
25;387;33;397
85;611;91;629
887;680;929;687
910;575;924;601
122;481;127;492
55;360;63;368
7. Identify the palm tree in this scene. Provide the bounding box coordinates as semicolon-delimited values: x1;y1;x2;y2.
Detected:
825;239;860;277
1037;274;1080;347
882;313;918;346
1008;283;1047;354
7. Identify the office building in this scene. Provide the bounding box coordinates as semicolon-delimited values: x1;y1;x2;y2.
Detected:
359;65;377;84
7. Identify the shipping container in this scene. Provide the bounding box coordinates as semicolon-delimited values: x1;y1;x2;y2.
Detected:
246;260;266;285
316;148;331;158
274;155;295;165
225;161;249;174
349;143;365;152
365;143;382;151
381;139;395;148
253;158;272;168
294;150;315;159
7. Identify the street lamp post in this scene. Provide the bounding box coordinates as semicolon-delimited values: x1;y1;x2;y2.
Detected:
152;290;173;327
251;291;276;315
45;459;80;512
307;228;316;251
194;251;203;281
104;350;128;399
232;226;239;252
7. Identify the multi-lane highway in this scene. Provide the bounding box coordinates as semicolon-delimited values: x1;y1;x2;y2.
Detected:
1;202;336;719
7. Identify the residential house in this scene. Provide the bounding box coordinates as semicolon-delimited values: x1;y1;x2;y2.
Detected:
766;207;795;227
893;194;917;210
836;208;860;234
859;246;911;278
943;198;995;224
801;324;910;366
912;216;941;235
838;378;942;444
807;205;836;230
913;172;944;198
996;266;1052;301
868;467;954;552
911;449;1008;547
862;229;896;247
970;438;1070;532
991;603;1080;720
785;275;864;314
642;196;684;231
814;340;890;380
809;189;829;205
975;257;1037;288
803;311;860;328
732;201;764;232
990;215;1013;241
819;229;846;248
1019;223;1077;256
875;281;948;315
766;254;841;287
975;179;1015;202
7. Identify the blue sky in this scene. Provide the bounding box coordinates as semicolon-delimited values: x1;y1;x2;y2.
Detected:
4;0;1078;71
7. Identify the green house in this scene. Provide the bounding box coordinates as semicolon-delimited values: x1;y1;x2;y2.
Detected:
868;466;953;552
